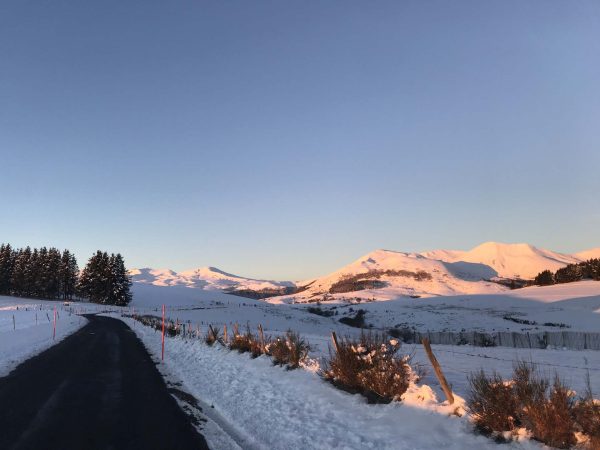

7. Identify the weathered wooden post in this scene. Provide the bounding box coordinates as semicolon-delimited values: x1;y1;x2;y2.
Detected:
421;338;454;404
258;324;266;353
223;324;228;344
161;304;166;361
331;331;340;354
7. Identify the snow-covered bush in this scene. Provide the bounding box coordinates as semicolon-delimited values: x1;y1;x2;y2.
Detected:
574;395;600;449
467;362;587;448
323;332;411;403
229;328;253;353
267;330;309;369
468;370;519;435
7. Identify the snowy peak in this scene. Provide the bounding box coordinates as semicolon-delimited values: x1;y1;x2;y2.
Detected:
130;266;292;292
422;242;580;279
274;248;505;303
128;268;181;287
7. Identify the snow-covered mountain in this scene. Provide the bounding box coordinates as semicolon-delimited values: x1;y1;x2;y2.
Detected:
130;266;293;294
268;249;507;303
421;242;579;280
131;242;598;303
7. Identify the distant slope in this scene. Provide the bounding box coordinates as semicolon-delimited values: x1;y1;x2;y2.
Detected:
421;242;579;279
574;248;600;261
130;266;292;293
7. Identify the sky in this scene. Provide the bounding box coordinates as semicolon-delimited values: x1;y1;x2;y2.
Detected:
0;1;599;281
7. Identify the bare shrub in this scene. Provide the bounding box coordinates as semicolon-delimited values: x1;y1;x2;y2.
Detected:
468;370;519;435
323;332;411;403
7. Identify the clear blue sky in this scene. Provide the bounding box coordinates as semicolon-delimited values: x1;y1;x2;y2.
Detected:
0;1;598;280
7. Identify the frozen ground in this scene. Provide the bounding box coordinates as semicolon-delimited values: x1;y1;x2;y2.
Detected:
0;296;90;376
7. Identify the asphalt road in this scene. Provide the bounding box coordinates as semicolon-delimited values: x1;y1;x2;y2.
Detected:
0;315;209;450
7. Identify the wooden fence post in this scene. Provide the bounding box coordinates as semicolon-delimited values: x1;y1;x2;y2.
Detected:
161;304;165;361
331;331;340;354
258;324;266;353
224;324;228;344
421;338;454;404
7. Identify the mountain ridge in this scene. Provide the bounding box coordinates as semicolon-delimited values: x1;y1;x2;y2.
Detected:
130;242;599;301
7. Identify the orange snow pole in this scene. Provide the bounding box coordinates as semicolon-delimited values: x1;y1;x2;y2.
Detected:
53;307;57;340
161;304;166;361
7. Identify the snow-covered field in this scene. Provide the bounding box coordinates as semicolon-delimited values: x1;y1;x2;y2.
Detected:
3;276;600;449
117;314;544;450
0;296;89;376
128;282;600;398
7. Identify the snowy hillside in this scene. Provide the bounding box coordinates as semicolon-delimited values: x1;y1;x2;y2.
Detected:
130;266;293;294
421;241;580;279
574;247;600;261
270;249;507;304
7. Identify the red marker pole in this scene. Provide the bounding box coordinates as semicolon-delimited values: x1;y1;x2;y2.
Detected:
161;304;165;361
53;307;57;340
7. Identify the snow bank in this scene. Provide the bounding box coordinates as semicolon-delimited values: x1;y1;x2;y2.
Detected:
117;316;541;450
0;297;87;376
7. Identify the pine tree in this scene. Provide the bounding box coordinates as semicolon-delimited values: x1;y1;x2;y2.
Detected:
12;247;31;297
60;250;78;300
534;270;554;286
45;247;61;299
0;244;14;295
110;253;132;306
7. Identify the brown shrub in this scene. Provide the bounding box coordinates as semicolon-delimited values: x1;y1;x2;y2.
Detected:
468;370;519;435
467;362;578;448
323;332;411;403
268;331;310;369
574;392;600;449
249;336;267;358
205;325;222;346
229;327;253;353
524;376;576;449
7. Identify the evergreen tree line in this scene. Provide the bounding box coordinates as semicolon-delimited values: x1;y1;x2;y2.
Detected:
534;258;600;286
0;244;132;305
0;244;78;300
